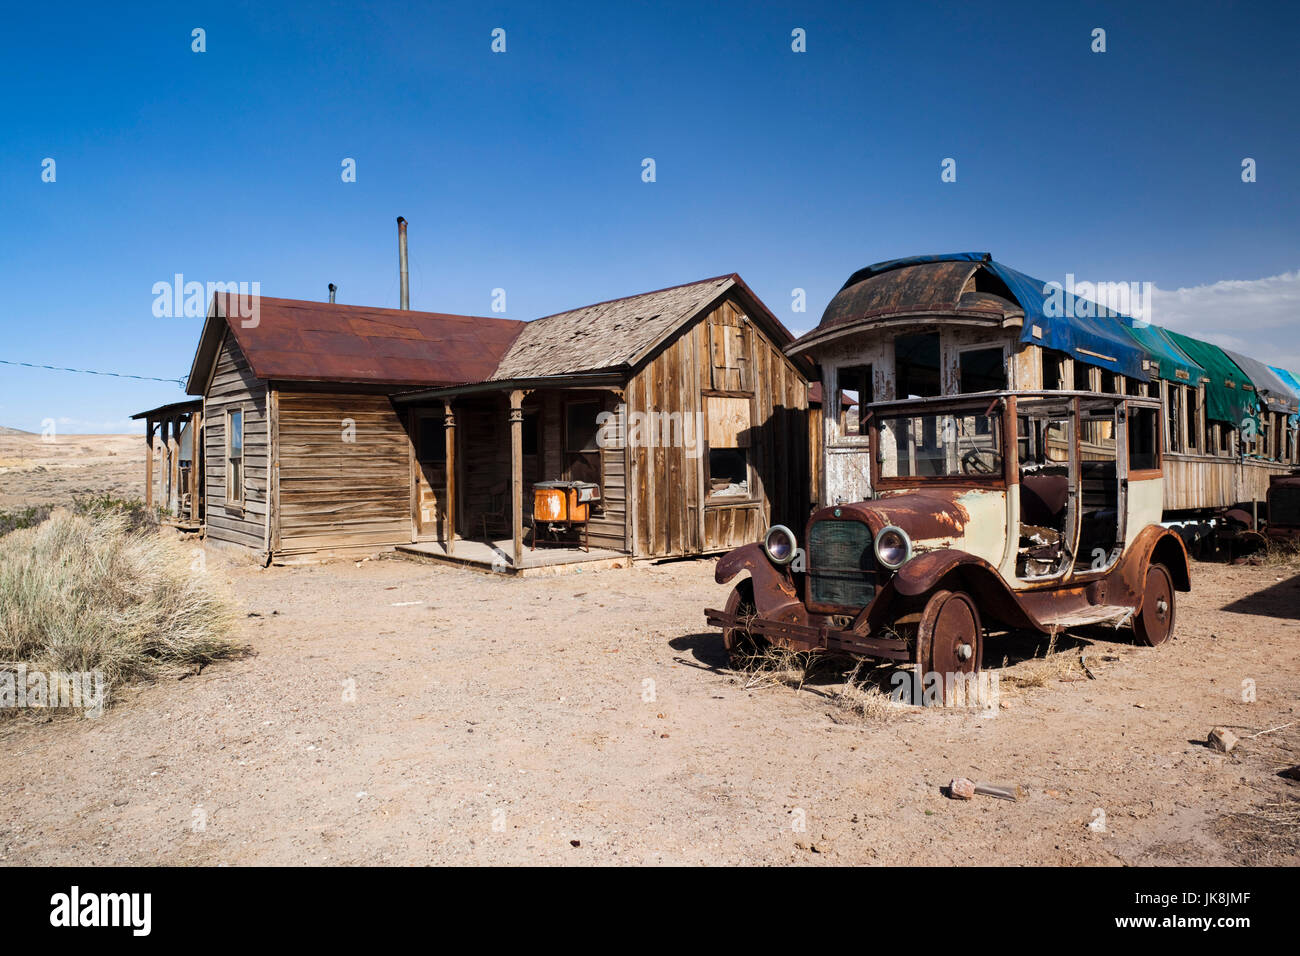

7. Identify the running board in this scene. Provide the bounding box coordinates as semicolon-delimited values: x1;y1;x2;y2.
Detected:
1038;604;1135;629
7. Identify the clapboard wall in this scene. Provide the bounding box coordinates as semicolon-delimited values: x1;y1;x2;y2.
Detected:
202;331;269;552
274;390;410;558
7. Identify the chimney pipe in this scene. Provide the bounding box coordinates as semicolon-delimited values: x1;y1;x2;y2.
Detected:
328;283;337;304
396;216;409;310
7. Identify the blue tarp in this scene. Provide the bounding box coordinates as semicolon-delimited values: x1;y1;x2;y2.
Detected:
981;262;1151;381
1269;366;1300;426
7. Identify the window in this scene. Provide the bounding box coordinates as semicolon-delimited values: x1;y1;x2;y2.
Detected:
877;410;1003;479
1166;384;1183;453
416;415;446;465
895;333;941;399
1073;361;1093;392
1129;405;1160;472
1042;354;1064;391
565;401;600;453
836;365;872;436
1187;388;1200;452
226;408;244;505
706;396;751;498
959;347;1005;394
522;410;539;457
564;401;601;484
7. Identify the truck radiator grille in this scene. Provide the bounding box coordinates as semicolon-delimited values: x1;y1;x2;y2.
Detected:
808;519;877;608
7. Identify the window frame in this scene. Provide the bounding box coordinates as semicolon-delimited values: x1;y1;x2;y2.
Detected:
703;393;756;503
225;405;245;508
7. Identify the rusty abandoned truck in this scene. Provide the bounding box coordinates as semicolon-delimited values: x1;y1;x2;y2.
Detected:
705;390;1191;698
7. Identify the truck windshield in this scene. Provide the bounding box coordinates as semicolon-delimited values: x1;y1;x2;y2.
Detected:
877;409;1003;478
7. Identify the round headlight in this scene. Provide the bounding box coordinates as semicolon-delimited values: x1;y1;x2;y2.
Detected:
763;525;797;565
874;525;912;570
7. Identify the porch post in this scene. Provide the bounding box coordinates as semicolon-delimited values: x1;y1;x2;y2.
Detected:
444;401;456;555
188;410;202;523
144;419;155;509
168;417;181;514
509;390;524;569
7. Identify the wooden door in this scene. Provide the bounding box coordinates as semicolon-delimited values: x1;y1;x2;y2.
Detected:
412;409;446;540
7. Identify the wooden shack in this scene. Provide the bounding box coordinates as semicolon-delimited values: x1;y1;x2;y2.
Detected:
154;276;813;570
395;274;815;570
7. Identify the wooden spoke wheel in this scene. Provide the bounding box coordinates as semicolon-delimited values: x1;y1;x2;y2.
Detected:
722;580;764;667
914;589;983;706
1134;562;1176;647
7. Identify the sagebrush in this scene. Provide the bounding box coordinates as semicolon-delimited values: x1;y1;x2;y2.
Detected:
0;508;237;715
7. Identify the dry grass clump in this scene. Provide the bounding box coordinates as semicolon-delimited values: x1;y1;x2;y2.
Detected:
731;643;901;721
733;641;821;690
1259;540;1300;570
0;508;237;716
1214;799;1300;863
1000;632;1085;688
832;659;901;721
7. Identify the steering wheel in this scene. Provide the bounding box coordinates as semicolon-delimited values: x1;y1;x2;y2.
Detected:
961;448;1002;475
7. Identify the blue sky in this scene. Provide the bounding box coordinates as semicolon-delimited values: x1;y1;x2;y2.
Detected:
1;0;1297;432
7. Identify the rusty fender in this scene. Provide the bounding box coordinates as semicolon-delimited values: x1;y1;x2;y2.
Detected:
892;549;1041;632
1114;524;1192;599
713;543;809;625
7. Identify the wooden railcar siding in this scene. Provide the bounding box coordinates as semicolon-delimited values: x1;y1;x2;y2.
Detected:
203;331;269;551
274;391;411;556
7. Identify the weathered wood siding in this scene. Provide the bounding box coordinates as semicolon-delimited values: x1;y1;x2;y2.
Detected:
275;391;410;557
626;296;809;558
1163;454;1278;513
203;331;269;551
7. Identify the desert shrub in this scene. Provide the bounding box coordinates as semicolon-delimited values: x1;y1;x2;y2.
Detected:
0;505;53;537
72;493;159;533
0;509;236;716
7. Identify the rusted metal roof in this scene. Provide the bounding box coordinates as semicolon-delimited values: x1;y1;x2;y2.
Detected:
186;295;525;393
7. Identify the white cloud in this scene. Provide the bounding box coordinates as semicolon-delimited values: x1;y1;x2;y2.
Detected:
1151;270;1300;371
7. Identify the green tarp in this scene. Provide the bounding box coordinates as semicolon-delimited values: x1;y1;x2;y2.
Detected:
1161;329;1260;427
1121;322;1204;384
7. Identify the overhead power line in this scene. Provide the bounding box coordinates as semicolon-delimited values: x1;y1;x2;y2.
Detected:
0;358;185;386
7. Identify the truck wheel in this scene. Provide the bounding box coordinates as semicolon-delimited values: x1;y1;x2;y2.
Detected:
914;589;983;706
1134;562;1175;647
722;579;763;668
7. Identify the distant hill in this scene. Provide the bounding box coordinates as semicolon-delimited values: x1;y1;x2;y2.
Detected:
0;425;35;436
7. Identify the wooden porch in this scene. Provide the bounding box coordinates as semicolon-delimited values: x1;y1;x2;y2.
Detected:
132;399;203;529
396;538;628;576
404;380;630;568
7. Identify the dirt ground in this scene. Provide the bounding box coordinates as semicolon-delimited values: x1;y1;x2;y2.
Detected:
0;436;1297;866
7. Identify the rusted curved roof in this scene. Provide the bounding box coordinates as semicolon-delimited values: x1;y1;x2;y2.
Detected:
813;259;1023;341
